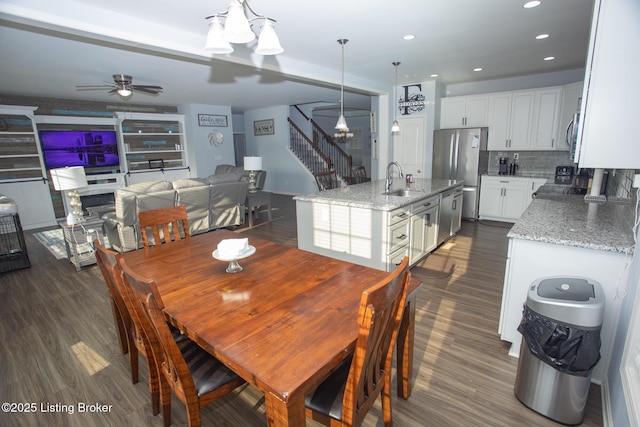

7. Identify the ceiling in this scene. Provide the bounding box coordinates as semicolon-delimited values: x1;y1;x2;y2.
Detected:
0;0;594;113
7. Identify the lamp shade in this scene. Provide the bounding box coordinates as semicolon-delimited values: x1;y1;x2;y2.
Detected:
50;166;88;191
244;156;263;171
255;20;284;55
205;16;234;53
224;0;255;43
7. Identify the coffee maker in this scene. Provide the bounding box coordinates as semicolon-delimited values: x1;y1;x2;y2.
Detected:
499;157;509;175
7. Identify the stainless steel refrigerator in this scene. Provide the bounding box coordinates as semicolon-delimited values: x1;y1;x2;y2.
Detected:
432;128;488;220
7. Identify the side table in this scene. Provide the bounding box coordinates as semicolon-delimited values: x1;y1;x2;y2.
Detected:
58;216;105;271
245;191;273;227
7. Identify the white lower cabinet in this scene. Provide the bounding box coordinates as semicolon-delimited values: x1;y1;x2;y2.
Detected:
478;176;530;222
409;196;440;265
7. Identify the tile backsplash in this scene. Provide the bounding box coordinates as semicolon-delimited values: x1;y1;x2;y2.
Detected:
487;150;638;200
487;150;573;178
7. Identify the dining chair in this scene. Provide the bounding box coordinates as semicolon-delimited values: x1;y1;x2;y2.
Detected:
138;205;190;248
94;240;161;416
314;170;339;191
118;257;247;427
305;256;410;427
351;166;367;184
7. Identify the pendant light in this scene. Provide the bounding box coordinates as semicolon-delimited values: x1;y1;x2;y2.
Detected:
391;62;401;134
335;39;349;132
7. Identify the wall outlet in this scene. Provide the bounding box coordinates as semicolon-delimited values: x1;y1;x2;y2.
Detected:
633;173;640;188
513;153;519;160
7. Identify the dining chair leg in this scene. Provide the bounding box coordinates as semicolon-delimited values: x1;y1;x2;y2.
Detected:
160;375;172;427
110;299;128;354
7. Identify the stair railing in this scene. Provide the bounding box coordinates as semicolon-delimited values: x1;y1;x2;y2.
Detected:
288;118;332;173
310;120;353;184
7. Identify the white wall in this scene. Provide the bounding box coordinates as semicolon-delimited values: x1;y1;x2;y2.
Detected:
444;68;585;97
243;106;317;195
178;104;235;177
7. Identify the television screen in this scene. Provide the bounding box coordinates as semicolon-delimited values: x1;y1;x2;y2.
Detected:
39;130;120;170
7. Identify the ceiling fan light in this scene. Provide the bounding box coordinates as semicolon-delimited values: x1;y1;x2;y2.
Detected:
117;88;132;97
255;20;284;55
205;16;234;53
224;1;255;44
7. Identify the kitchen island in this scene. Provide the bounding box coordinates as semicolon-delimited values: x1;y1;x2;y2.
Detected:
294;178;463;272
499;192;636;383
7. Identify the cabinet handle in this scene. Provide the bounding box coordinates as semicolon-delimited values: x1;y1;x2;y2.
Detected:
551;138;555;147
397;234;407;240
423;202;431;207
397;212;408;219
452;199;457;210
425;213;431;226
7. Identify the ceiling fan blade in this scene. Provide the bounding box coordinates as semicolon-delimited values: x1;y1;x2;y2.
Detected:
132;86;163;95
76;84;115;91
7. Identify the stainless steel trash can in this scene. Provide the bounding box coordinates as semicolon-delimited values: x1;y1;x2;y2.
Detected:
514;277;604;425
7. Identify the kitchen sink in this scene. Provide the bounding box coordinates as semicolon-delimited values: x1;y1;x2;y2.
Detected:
383;189;422;197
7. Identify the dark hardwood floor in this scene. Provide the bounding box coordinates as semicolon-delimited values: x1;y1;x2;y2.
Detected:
0;194;602;426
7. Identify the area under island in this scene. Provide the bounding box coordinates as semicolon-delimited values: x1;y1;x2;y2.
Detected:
294;178;464;272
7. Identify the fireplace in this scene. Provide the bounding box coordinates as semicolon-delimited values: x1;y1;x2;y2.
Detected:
80;192;115;213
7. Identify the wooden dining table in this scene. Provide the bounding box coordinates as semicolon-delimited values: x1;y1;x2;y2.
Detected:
120;229;422;427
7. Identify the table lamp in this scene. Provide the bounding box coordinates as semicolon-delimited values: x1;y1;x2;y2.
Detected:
50;166;88;225
244;156;263;193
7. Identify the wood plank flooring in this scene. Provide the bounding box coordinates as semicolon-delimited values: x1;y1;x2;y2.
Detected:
0;194;602;426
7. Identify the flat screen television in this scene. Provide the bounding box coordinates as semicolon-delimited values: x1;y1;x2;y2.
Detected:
39;130;120;172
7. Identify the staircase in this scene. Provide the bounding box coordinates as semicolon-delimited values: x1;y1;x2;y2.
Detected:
288;107;354;185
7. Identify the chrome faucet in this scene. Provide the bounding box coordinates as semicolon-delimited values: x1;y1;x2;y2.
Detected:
385;161;404;192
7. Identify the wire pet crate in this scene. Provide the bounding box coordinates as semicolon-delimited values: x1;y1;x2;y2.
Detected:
0;196;30;273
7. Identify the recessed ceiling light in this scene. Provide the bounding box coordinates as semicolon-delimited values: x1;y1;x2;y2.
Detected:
536;34;549;40
430;74;439;78
473;67;483;72
402;34;415;40
544;56;555;61
523;1;541;8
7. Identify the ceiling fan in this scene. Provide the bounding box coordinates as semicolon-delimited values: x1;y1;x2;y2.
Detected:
76;74;163;97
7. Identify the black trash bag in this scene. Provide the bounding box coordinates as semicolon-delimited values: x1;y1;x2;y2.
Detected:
517;306;601;377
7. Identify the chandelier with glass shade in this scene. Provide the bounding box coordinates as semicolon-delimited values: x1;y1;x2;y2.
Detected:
205;0;283;55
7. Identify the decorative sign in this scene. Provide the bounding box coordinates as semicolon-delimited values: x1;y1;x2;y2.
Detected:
198;114;228;127
208;130;224;146
399;84;426;115
253;119;274;136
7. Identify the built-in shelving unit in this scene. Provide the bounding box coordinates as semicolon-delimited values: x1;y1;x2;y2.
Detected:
115;112;189;182
0;106;44;182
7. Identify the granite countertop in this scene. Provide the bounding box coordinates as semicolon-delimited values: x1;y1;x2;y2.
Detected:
508;193;636;254
293;178;463;211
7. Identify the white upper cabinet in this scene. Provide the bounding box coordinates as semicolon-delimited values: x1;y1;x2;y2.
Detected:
488;91;534;150
575;0;640;168
440;95;488;128
530;87;562;150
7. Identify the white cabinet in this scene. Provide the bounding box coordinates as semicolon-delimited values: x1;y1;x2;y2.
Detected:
409;196;440;265
526;178;548;208
574;0;640;168
487;91;534;150
437;185;464;244
440;95;488;128
556;82;583;152
115;112;190;184
0;105;56;229
530;88;561;150
478;176;530;222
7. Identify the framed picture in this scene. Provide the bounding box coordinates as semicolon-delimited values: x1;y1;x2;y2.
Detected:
253;119;274;136
198;114;228;127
